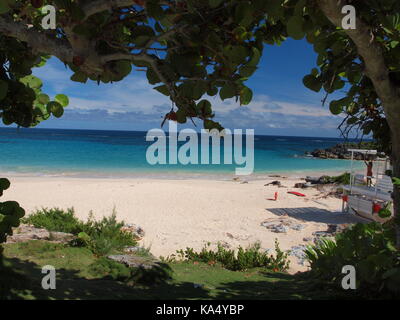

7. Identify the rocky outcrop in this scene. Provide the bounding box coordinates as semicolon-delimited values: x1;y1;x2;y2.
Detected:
6;224;76;244
305;143;385;160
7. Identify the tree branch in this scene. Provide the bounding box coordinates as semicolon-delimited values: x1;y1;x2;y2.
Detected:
0;16;73;63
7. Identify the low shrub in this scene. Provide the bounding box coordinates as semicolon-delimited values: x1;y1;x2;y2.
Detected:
77;211;137;256
330;172;351;185
22;207;84;234
304;222;400;298
23;208;137;256
318;173;351;185
176;240;289;272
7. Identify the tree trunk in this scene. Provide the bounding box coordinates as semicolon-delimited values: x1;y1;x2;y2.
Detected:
318;0;400;249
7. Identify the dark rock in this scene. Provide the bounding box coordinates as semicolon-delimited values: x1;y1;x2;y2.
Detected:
294;182;305;188
107;255;160;269
265;180;281;186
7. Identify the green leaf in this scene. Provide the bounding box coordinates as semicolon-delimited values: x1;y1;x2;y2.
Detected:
37;94;50;105
0;178;10;191
20;75;42;89
204;119;223;131
287;16;305;40
154;85;170;96
0;80;8;100
248;47;261;66
47;101;64;118
71;71;88;83
207;86;218;96
347;117;358;125
220;82;236;100
176;109;187;124
178;82;195;98
240;87;253;105
198;99;212;116
0;201;19;216
303;74;322;92
112;60;132;80
223;45;248;64
235;2;254;28
329;100;343;115
55;94;69;107
146;68;161;85
378;208;392;218
239;65;258;77
192;81;208;100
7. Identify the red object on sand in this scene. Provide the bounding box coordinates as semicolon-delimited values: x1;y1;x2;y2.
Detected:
287;191;306;197
373;202;382;214
274;192;278;201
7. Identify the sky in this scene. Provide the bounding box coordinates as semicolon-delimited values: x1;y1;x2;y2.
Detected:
15;39;347;137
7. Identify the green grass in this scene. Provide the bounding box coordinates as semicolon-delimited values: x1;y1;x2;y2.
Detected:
1;240;336;300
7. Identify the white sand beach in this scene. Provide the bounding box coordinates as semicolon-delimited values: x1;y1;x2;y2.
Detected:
2;175;367;274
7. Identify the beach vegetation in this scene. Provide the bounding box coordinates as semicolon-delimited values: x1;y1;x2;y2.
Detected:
304;222;400;298
23;207;138;256
22;207;84;234
176;240;289;272
76;212;138;256
317;173;351;185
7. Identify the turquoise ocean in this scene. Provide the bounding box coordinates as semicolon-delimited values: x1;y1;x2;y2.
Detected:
0;127;362;179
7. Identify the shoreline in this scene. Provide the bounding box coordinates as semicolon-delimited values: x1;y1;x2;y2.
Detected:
0;166;361;181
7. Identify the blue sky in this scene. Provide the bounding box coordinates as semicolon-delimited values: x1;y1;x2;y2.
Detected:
24;39;346;137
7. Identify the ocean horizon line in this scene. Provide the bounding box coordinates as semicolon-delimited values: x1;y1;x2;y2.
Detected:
0;126;371;141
